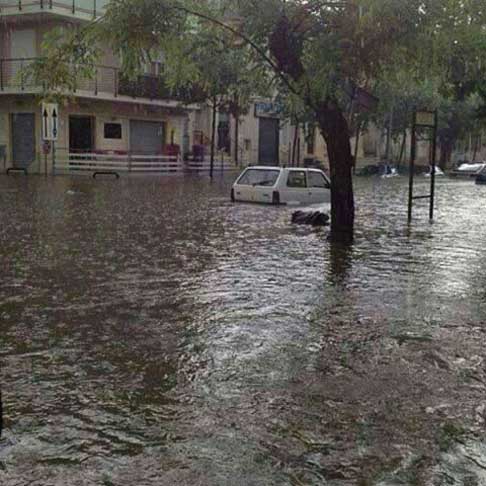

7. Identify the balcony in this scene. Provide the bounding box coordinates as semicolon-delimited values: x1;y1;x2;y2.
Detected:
0;58;205;106
0;0;109;19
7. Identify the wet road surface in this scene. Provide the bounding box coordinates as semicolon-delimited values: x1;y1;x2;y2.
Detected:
1;173;486;485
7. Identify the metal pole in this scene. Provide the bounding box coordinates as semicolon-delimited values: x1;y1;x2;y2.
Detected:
52;140;56;175
408;113;417;223
429;111;438;220
210;97;217;179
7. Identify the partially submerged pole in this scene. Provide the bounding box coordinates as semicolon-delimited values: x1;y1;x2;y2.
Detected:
210;97;217;179
407;113;417;223
429;111;438;220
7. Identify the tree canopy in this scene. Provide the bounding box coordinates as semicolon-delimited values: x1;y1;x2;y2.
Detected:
30;0;486;237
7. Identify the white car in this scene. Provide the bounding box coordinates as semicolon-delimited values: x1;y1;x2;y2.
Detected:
231;166;331;205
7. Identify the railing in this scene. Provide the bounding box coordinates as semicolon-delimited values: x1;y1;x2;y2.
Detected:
0;58;37;91
0;58;203;104
186;153;239;172
0;0;109;17
54;150;183;175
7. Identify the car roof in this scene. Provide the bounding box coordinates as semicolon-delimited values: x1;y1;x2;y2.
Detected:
245;166;323;172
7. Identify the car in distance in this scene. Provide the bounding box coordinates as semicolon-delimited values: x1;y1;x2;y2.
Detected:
231;166;331;205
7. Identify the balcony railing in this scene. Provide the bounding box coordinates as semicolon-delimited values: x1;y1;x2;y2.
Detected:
0;0;109;17
0;58;205;104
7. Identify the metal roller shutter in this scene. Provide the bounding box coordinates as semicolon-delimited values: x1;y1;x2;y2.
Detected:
11;113;35;168
129;120;165;154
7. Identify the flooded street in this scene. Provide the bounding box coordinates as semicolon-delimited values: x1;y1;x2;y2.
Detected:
1;173;486;485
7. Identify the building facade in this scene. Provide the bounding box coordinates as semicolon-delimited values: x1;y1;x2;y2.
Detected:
0;0;198;174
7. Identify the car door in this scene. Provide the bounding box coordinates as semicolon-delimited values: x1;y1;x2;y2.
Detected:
307;170;331;204
234;168;280;203
284;170;310;204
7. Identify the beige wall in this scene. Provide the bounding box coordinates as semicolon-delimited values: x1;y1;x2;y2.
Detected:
95;116;128;151
0;95;192;173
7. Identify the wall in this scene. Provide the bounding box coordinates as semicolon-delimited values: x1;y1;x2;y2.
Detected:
95;116;129;152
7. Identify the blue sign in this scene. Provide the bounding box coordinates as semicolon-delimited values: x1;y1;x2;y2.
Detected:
254;101;284;119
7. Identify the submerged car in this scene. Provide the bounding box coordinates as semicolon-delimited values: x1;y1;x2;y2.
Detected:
231;166;331;205
450;162;486;177
424;165;445;177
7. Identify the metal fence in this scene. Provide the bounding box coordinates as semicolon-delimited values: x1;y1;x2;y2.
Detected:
0;0;109;17
0;58;202;103
0;58;37;91
54;149;183;175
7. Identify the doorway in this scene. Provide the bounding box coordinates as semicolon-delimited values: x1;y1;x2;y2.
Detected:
258;117;280;165
69;116;94;153
11;113;36;168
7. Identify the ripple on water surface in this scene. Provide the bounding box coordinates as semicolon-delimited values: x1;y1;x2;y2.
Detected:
1;174;486;484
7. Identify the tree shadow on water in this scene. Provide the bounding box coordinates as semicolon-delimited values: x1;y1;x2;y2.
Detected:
328;237;354;286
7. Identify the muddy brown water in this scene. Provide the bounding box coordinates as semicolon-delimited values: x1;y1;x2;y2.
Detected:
1;174;486;485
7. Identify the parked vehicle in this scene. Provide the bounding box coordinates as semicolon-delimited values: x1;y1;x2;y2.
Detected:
381;165;399;178
450;162;486;178
424;165;445;177
231;166;331;205
475;166;486;185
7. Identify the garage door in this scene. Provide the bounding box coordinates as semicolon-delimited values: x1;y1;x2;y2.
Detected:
129;120;165;154
11;113;36;168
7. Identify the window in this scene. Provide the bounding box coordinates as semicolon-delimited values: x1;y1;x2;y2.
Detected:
308;171;330;188
237;169;280;187
104;123;122;139
287;171;307;188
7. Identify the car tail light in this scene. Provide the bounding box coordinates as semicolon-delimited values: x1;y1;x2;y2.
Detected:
272;191;280;205
231;188;235;202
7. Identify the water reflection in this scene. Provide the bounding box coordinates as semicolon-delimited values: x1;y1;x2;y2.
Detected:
1;174;486;484
328;239;354;285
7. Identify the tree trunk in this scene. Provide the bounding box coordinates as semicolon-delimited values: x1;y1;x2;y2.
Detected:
210;97;217;178
398;129;406;168
384;108;393;162
291;122;299;166
317;103;354;239
234;114;239;166
439;140;453;170
353;121;362;174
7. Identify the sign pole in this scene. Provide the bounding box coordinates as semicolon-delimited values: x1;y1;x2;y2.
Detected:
408;112;417;223
52;140;56;175
429;111;438;220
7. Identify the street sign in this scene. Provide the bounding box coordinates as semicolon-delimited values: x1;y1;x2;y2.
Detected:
42;140;51;155
416;111;435;128
41;103;59;141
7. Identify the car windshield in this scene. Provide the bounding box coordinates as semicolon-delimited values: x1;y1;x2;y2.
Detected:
237;169;280;187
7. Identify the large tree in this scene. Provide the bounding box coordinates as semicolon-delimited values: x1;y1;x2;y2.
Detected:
32;0;477;238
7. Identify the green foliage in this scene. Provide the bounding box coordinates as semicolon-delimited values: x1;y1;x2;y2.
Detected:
24;26;101;102
29;0;486;162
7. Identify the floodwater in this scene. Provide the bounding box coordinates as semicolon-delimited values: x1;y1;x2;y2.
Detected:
1;173;486;485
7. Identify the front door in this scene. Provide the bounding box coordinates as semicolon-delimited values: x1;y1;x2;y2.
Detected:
69;116;94;153
284;169;310;204
307;170;331;204
258;117;279;165
11;113;36;168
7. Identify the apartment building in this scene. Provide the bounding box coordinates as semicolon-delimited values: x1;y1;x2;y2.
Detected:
0;0;198;173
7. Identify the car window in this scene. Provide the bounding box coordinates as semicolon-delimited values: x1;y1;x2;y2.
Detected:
287;171;307;188
237;169;280;186
308;171;330;188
